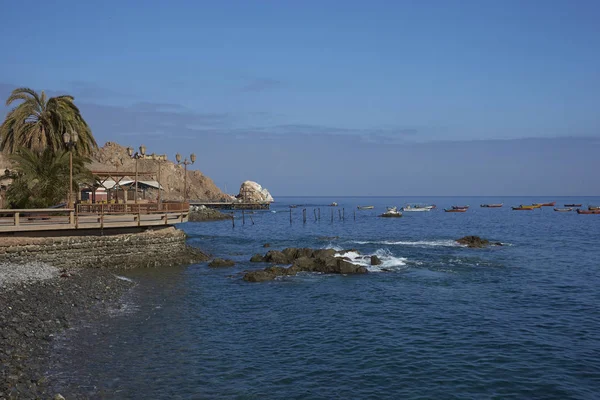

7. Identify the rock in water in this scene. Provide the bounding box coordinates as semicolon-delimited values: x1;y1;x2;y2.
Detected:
371;255;382;265
236;181;274;203
243;247;368;282
456;236;490;248
208;258;235;267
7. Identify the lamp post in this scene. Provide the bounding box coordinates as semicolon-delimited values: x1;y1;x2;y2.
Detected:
175;152;196;202
127;145;146;204
63;131;79;209
151;153;167;208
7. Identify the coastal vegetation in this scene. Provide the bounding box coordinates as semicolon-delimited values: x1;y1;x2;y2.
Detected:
0;87;97;155
0;88;96;208
4;148;92;208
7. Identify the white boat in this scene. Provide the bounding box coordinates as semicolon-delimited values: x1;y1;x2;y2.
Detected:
401;205;432;212
380;206;402;218
357;205;374;210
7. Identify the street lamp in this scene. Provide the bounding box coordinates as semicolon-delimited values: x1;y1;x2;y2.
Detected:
63;131;79;208
127;145;146;203
175;152;195;202
151;153;167;207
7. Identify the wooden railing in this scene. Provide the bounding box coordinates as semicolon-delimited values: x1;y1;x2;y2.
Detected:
0;202;190;233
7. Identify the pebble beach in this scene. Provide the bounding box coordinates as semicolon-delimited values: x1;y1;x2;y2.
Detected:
0;264;135;399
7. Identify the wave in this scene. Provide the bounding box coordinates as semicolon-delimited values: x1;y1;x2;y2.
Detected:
351;239;461;248
335;248;409;272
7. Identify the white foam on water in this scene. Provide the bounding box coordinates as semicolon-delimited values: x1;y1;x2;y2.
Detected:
114;275;134;283
322;243;344;251
351;239;461;248
335;249;409;272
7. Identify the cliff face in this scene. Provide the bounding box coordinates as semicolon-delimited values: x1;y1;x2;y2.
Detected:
0;152;8;172
90;142;231;202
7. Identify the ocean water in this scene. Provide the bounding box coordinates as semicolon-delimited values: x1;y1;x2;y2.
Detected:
49;197;600;399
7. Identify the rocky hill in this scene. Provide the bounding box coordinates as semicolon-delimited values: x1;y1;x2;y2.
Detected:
90;142;231;201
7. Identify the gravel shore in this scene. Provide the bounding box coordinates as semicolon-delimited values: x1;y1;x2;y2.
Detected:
0;266;135;399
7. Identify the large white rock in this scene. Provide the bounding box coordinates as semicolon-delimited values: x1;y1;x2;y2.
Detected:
237;181;274;203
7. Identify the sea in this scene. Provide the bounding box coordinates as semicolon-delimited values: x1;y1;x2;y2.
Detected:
48;196;600;399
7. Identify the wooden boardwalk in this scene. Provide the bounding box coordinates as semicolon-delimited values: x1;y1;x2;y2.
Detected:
0;203;190;234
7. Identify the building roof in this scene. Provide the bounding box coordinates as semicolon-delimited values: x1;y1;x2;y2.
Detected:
99;179;163;190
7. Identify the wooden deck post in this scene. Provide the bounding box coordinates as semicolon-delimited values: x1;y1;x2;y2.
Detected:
100;203;104;229
14;212;19;226
69;210;75;226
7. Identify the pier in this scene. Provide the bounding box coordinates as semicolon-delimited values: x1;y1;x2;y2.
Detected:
189;201;271;210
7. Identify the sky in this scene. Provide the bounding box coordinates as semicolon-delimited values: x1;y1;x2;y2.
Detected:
0;0;599;196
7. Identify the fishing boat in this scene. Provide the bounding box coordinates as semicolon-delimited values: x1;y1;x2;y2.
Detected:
514;204;537;210
577;209;600;214
588;206;600;211
480;203;503;208
379;206;403;218
533;201;556;207
357;205;374;210
329;202;338;207
444;208;467;213
401;205;432;212
554;208;573;212
564;204;582;207
512;206;534;211
452;205;469;210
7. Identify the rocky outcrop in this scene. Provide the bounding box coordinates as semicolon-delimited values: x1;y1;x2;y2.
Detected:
243;247;368;282
236;181;274;203
208;258;235;268
456;236;503;248
189;206;233;222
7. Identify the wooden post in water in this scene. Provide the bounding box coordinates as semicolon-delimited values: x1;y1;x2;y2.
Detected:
250;215;255;225
313;208;317;221
338;209;342;221
290;208;292;224
318;208;321;221
242;210;245;225
342;208;345;221
232;212;235;228
303;208;307;224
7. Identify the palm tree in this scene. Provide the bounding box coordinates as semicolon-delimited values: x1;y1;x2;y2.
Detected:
5;148;93;208
0;87;97;155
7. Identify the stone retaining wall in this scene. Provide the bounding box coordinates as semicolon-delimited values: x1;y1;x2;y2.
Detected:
0;226;209;269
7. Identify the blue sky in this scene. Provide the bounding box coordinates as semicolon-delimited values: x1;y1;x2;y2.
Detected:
1;0;599;196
